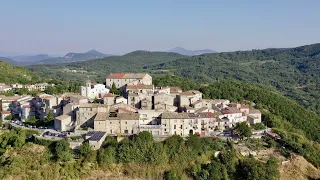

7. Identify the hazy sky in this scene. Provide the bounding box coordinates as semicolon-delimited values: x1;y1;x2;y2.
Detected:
0;0;319;55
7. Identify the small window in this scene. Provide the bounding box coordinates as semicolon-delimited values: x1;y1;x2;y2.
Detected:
174;125;176;129
125;121;127;124
110;122;112;124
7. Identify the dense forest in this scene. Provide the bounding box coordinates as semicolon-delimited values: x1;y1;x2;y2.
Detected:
0;61;41;84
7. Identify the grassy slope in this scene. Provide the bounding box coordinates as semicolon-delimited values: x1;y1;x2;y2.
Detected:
0;61;40;84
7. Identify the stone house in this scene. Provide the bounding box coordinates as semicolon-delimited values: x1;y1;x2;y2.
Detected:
106;73;152;94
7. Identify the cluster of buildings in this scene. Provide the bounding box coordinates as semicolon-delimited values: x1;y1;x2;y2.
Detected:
0;72;263;149
54;73;262;139
0;93;60;121
0;83;55;92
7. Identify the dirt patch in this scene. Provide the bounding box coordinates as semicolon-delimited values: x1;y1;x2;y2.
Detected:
280;156;320;180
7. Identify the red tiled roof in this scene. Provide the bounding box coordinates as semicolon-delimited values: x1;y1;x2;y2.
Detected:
42;96;53;100
1;111;11;114
103;93;115;97
199;112;215;118
179;90;201;96
169;87;182;93
106;73;147;79
221;107;241;114
240;105;249;109
118;107;136;113
106;73;125;79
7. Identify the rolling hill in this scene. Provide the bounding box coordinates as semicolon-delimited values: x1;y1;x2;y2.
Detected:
151;43;320;114
168;47;216;56
0;57;17;65
35;50;113;65
27;51;184;82
0;61;40;84
27;43;320;115
10;54;51;62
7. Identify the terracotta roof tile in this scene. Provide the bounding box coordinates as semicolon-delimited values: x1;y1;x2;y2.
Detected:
103;93;116;97
240;105;249;109
221;107;241;114
106;73;147;79
106;73;126;79
1;111;11;114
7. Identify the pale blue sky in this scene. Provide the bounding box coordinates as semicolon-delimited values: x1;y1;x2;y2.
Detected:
0;0;319;55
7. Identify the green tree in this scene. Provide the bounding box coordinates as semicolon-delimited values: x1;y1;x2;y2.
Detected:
109;82;120;95
79;141;92;156
97;146;117;166
79;141;96;162
185;134;202;155
55;140;72;161
5;114;12;120
235;122;252;138
93;97;99;103
103;136;118;148
164;135;184;159
44;111;54;125
252;123;266;130
163;170;179;180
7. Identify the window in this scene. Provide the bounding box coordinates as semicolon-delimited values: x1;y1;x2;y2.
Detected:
180;125;182;129
110;122;112;124
125;121;127;124
165;129;167;132
174;125;176;129
110;130;112;133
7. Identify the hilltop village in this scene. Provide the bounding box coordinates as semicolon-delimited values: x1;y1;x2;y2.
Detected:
0;73;262;149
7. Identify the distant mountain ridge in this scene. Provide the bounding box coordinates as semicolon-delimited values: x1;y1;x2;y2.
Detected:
168;47;216;56
0;56;17;65
10;54;51;62
37;50;113;65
